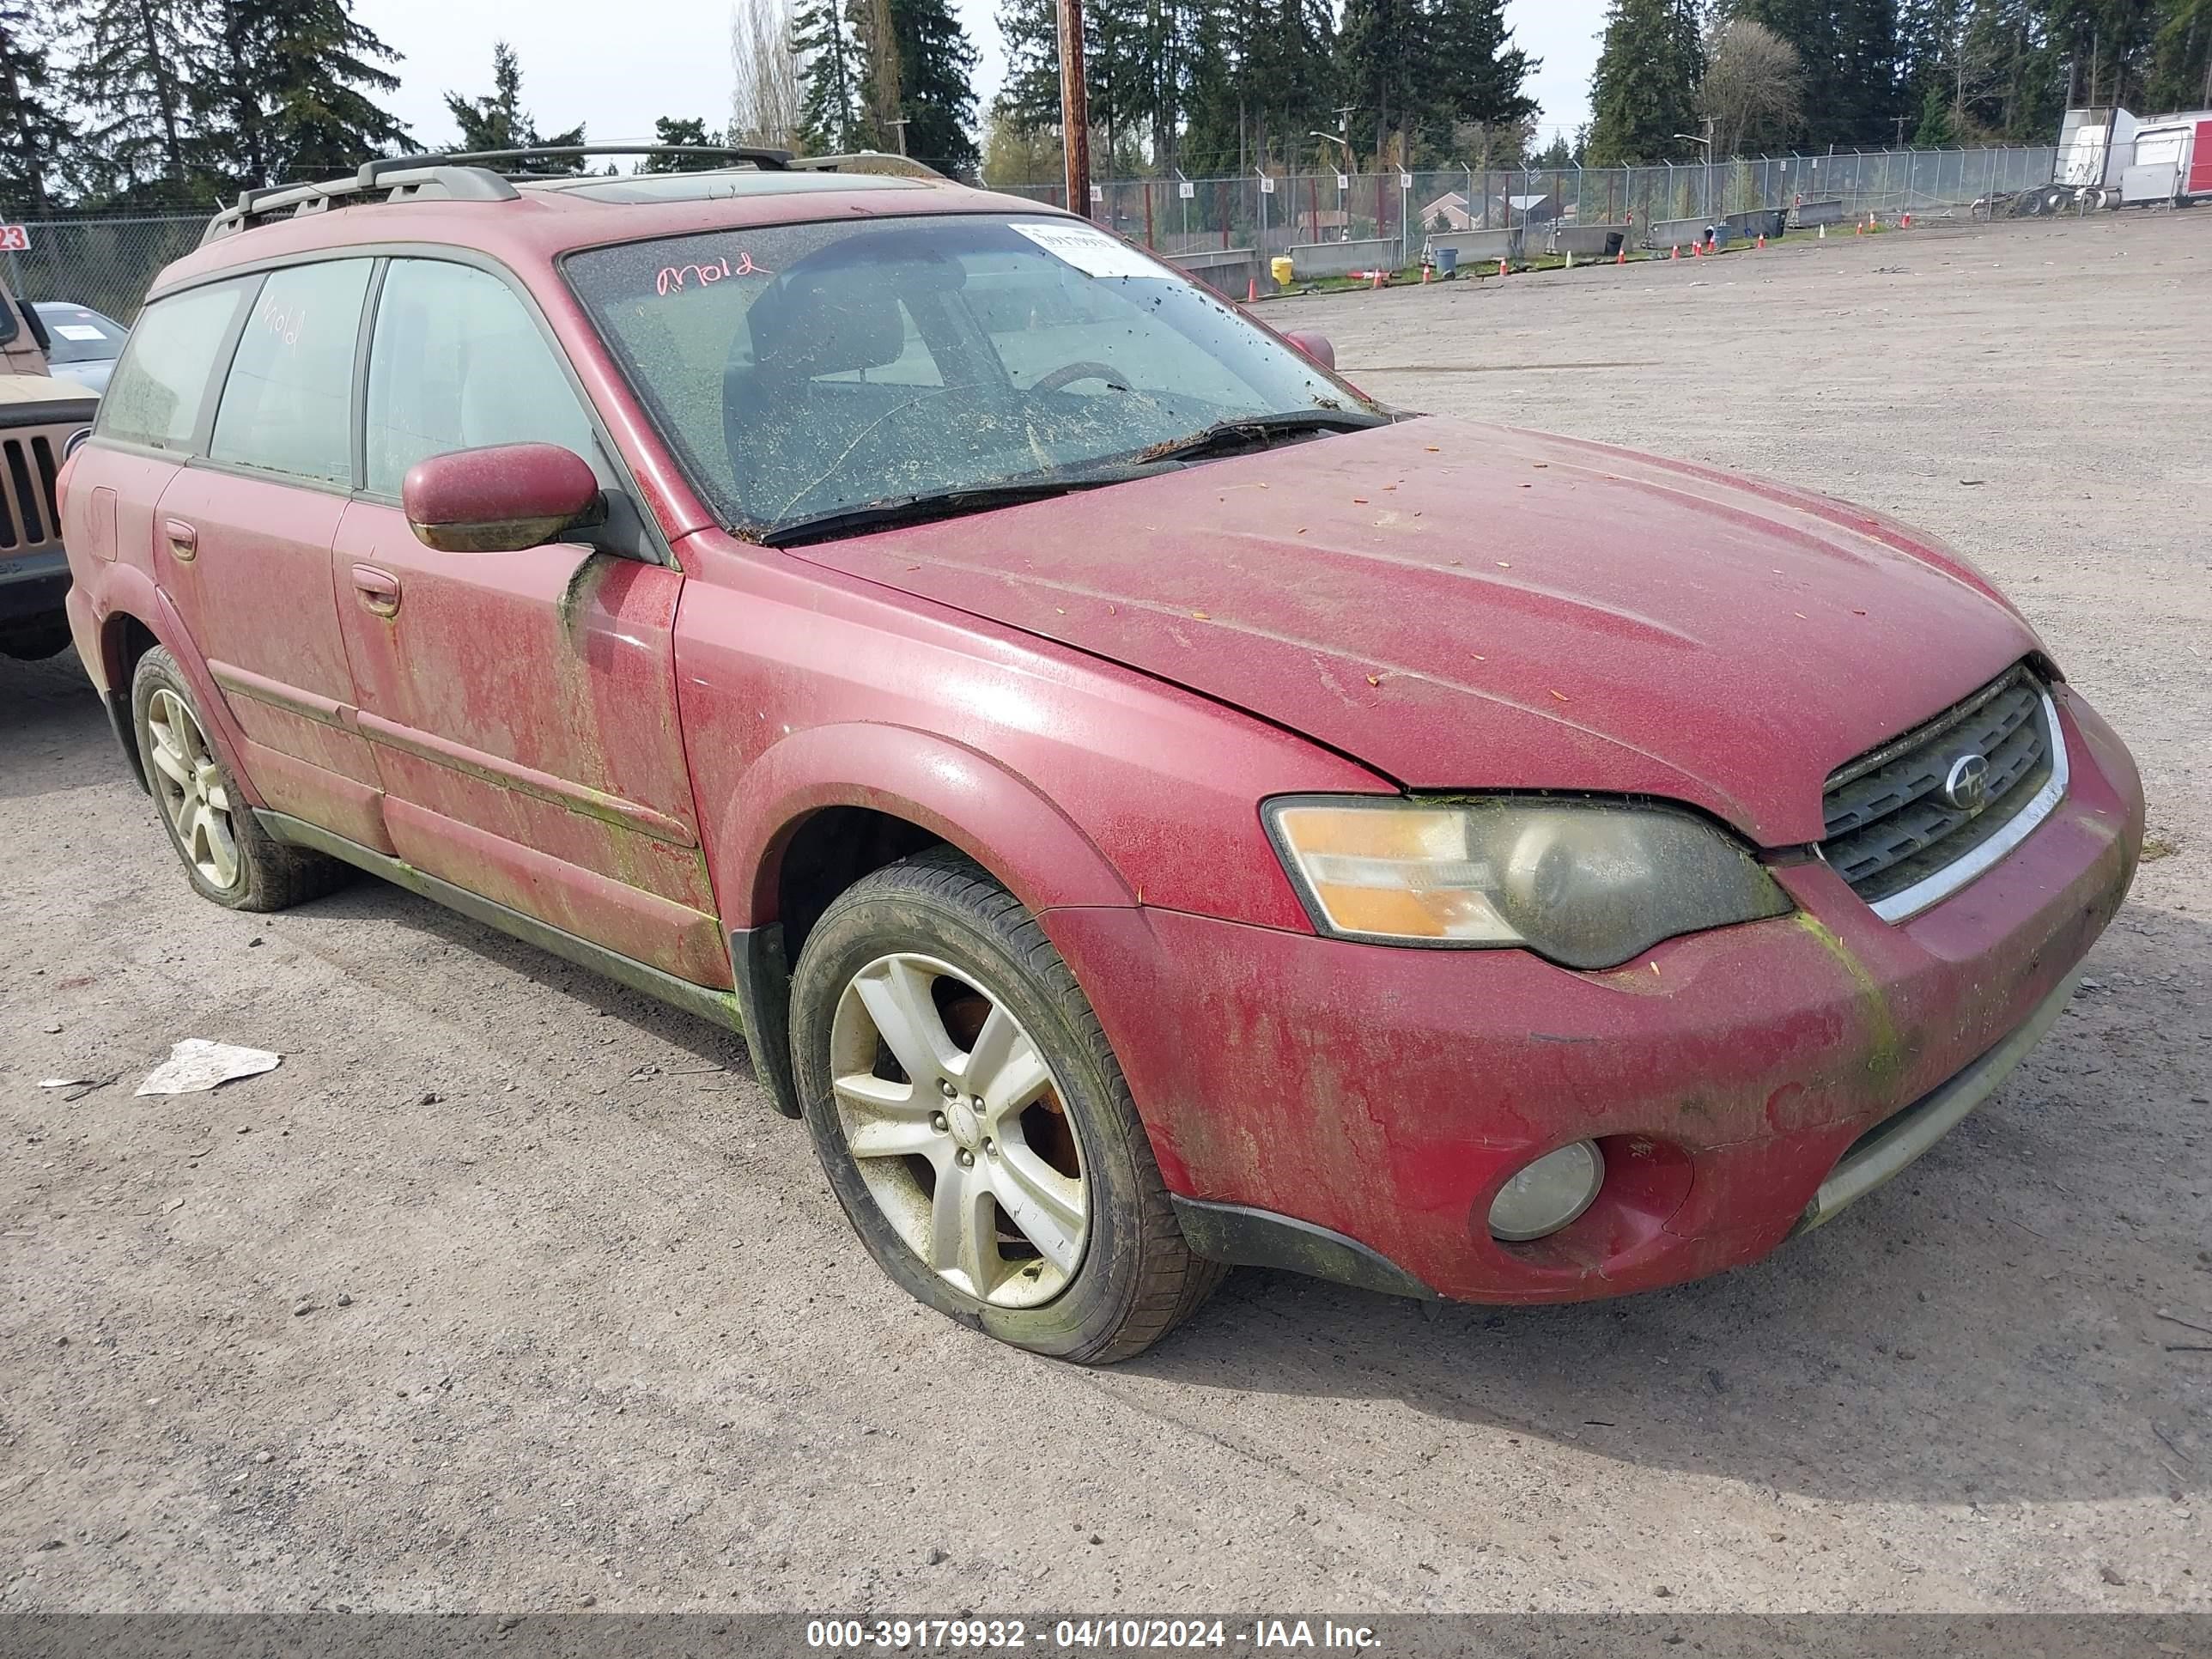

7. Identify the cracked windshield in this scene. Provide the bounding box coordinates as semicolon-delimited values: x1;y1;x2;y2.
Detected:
567;214;1377;538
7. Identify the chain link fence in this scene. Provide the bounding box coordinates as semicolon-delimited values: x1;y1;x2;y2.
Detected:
0;144;2060;320
997;145;2063;267
3;213;208;322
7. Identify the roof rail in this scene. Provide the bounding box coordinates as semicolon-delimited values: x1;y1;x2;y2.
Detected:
200;143;804;243
400;143;797;174
204;162;519;243
789;150;945;179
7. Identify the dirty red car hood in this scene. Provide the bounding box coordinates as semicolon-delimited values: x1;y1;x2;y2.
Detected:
790;416;2042;847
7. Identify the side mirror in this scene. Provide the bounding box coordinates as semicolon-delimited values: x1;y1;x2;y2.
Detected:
1283;330;1335;370
403;442;605;554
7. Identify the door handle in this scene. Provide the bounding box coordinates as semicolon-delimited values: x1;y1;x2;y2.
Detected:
351;563;402;617
164;518;197;562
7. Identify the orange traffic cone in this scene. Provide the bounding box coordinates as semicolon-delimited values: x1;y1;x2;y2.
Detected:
1856;218;1865;236
1498;258;1509;277
1421;264;1431;284
1669;245;1680;260
1247;276;1257;301
1615;246;1626;265
1901;212;1912;228
1370;267;1384;290
1756;233;1766;249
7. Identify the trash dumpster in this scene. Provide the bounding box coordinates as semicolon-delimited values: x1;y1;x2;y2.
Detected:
1269;256;1295;289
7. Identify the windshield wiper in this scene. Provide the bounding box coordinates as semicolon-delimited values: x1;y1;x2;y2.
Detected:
760;467;1157;549
1139;409;1390;467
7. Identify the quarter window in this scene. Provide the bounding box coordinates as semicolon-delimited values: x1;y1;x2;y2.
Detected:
210;259;372;484
97;279;253;451
363;259;596;497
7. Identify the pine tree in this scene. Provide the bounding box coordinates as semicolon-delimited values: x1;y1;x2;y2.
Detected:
1336;0;1424;163
1838;0;1907;144
1912;80;1960;138
793;0;866;152
1425;0;1538;142
991;0;1061;133
643;116;726;170
442;42;586;171
67;0;204;203
884;0;978;172
2146;0;2212;108
1585;0;1704;164
0;0;70;211
195;0;410;192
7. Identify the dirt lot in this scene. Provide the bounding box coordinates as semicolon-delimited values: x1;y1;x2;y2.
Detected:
3;209;2208;1617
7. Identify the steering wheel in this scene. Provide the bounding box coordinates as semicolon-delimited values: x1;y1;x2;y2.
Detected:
1028;360;1125;396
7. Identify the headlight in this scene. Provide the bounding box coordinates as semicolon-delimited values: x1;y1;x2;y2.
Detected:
1264;796;1792;969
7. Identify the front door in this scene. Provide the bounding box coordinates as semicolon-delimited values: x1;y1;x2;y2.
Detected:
331;257;725;988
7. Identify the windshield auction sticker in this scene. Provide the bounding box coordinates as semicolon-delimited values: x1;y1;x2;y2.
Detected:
1009;221;1163;280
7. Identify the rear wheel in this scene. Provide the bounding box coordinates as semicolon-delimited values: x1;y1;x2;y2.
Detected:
131;647;347;912
790;848;1222;1363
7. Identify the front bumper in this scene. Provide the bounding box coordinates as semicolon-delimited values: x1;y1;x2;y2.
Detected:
1046;686;2143;1304
0;547;69;625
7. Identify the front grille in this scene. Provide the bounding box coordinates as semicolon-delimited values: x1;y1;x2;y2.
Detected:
0;433;63;550
1820;665;2057;910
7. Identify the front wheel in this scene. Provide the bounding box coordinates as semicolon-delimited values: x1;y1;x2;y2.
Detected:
789;848;1222;1363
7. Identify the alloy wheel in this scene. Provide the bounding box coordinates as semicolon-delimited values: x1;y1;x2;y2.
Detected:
146;688;240;890
829;952;1090;1308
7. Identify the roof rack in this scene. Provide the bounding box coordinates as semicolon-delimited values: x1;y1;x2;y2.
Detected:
200;143;804;243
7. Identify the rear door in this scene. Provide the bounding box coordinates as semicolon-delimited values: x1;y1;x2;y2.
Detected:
158;258;390;849
331;255;724;988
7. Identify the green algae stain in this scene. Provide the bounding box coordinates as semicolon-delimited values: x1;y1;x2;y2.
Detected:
1793;912;1906;1090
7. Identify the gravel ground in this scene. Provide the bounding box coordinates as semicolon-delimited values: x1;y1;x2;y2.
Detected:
3;208;2208;1617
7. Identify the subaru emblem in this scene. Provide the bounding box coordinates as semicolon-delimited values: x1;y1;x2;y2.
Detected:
1942;753;1991;814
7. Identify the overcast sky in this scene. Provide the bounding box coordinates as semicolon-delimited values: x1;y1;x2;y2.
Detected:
357;0;1605;165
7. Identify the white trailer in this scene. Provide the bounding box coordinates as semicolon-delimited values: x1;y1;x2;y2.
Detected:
2020;108;2212;213
2123;115;2212;206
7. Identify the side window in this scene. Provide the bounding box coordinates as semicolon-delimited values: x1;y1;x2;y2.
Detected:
98;279;254;451
210;259;372;483
363;259;597;497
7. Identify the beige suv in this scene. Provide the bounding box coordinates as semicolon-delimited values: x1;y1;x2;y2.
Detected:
1;270;96;660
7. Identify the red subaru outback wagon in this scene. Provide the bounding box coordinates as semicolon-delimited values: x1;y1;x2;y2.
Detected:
58;149;2142;1363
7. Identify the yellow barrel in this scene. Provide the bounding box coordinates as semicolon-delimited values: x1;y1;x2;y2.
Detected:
1269;255;1294;289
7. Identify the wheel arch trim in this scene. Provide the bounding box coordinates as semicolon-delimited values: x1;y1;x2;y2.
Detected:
88;568;265;810
712;722;1136;929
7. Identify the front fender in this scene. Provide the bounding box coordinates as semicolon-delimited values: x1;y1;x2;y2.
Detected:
717;721;1135;928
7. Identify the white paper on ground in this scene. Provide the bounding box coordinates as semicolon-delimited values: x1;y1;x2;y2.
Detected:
1008;220;1164;280
135;1039;282;1097
40;1079;93;1088
53;324;107;342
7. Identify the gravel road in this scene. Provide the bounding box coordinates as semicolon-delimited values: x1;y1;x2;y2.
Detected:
3;208;2206;1616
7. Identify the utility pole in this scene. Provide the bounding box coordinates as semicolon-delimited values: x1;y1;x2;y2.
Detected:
1057;0;1091;218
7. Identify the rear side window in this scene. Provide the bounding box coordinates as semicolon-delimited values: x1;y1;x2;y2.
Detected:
210;259;373;484
362;259;596;497
98;280;253;450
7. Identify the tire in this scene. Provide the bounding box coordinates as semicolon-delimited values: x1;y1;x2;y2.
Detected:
0;617;73;661
131;647;348;912
790;847;1223;1364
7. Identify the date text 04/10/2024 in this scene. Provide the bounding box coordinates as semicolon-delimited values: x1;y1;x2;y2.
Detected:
804;1620;1382;1650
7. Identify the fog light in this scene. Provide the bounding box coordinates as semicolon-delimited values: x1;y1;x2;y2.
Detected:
1488;1140;1604;1241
